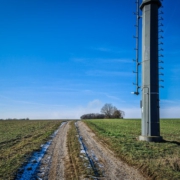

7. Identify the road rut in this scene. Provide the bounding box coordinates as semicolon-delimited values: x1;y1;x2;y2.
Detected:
77;121;146;180
37;122;69;180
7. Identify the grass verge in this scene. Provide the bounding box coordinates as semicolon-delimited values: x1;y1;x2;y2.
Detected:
0;120;62;180
65;121;94;179
83;119;180;180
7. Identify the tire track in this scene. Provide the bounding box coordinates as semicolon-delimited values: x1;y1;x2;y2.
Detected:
37;122;69;180
77;121;146;180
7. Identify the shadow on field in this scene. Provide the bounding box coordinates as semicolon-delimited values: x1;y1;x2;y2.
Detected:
162;139;180;146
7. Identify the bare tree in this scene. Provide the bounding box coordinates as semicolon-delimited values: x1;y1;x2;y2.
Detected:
120;110;125;118
81;104;125;119
80;113;105;119
112;110;125;119
101;103;117;118
112;110;121;118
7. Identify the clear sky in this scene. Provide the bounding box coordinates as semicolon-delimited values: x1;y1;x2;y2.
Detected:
0;0;179;119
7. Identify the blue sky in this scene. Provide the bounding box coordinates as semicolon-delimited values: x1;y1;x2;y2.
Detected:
0;0;179;119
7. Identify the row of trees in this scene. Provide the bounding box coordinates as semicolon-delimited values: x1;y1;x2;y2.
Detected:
0;118;29;121
81;103;125;119
80;113;105;119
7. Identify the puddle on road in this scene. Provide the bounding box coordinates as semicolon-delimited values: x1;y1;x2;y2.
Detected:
15;122;66;180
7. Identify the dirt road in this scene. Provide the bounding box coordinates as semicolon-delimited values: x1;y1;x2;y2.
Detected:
36;121;145;180
77;121;145;180
37;122;69;180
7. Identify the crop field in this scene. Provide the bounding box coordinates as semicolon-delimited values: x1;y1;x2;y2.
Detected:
0;120;62;179
84;119;180;180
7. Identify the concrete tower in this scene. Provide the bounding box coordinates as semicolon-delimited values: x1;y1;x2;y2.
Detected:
139;0;163;142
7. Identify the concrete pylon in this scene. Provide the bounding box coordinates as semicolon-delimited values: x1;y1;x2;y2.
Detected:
139;0;163;142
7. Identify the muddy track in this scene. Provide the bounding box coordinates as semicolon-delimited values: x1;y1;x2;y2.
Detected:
77;121;146;180
37;122;69;180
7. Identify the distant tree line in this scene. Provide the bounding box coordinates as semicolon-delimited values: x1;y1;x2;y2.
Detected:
81;103;125;119
0;118;29;121
80;113;105;119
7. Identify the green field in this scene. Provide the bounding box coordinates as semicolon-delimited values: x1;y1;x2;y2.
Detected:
0;120;62;180
84;119;180;180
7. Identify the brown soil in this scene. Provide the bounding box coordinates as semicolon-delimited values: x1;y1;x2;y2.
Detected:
37;122;69;180
77;121;146;180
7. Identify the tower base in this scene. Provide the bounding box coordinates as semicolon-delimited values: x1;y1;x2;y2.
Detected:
139;136;163;142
